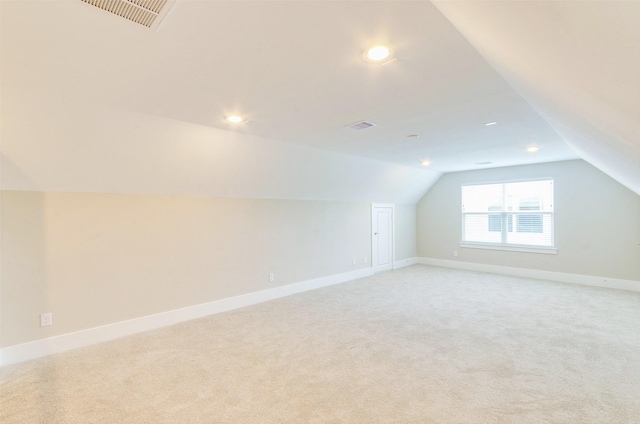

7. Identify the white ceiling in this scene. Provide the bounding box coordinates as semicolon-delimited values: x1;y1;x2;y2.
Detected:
1;0;637;200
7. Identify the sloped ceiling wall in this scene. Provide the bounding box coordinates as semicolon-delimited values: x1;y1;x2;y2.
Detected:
1;88;440;204
433;0;640;195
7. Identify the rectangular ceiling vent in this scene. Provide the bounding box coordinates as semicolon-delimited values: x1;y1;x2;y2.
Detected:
80;0;177;30
346;121;377;131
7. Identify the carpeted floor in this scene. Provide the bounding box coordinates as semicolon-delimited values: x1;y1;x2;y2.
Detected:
2;265;640;423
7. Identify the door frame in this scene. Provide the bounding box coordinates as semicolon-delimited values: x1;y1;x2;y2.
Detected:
371;203;395;273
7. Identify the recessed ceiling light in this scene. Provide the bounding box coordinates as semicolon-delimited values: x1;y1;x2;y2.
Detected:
365;46;391;61
484;121;498;126
421;160;431;167
225;115;246;124
526;146;540;153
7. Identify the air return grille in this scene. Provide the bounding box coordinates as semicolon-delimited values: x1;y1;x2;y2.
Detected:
346;121;377;131
80;0;173;28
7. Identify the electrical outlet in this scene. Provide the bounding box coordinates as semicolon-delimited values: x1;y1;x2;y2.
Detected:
352;259;356;266
40;312;53;327
453;251;458;257
269;273;275;282
364;257;368;264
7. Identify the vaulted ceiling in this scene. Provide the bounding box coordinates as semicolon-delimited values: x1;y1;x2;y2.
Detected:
433;0;640;195
1;1;638;202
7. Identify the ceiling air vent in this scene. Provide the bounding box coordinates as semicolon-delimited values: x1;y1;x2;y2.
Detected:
80;0;177;29
346;121;377;131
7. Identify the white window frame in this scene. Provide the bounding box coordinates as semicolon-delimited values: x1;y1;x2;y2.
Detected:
461;178;557;255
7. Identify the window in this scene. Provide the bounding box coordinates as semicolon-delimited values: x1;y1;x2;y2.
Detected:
461;179;554;251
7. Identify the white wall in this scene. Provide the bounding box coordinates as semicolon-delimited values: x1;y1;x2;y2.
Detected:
417;160;640;281
1;192;385;348
394;204;417;261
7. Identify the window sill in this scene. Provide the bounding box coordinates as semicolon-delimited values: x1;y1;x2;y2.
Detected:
460;242;557;255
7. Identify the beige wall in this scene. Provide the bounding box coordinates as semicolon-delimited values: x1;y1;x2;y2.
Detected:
417;160;640;281
2;192;411;347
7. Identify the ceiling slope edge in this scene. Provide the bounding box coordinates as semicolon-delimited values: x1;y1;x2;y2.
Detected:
432;0;640;196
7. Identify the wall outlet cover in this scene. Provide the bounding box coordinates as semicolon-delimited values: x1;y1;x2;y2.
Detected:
40;313;53;327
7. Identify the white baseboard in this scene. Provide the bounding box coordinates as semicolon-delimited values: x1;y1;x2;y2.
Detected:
394;257;418;270
417;257;640;292
0;267;374;368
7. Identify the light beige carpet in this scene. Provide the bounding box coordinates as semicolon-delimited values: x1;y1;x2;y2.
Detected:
2;265;640;423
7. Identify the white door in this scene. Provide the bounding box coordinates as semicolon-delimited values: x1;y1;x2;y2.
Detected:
372;205;393;273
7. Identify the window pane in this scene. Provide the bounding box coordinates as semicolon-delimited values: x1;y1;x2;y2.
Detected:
488;214;501;232
464;214;502;243
519;197;541;211
506;214;553;246
517;214;543;233
504;180;553;212
462;184;503;212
